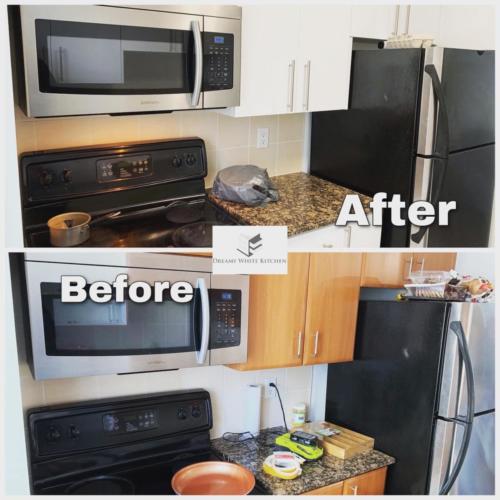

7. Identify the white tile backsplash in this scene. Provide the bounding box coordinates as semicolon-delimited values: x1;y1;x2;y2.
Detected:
18;361;312;438
14;106;306;188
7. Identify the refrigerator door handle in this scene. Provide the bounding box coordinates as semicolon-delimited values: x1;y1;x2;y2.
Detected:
439;320;475;495
411;64;450;244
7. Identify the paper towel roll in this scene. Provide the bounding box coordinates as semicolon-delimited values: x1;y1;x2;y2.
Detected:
244;384;262;436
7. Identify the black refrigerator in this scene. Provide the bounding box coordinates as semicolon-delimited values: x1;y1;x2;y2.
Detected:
325;290;495;495
310;48;495;247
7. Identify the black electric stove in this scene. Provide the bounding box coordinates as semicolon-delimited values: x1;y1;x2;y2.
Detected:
20;138;240;248
28;390;266;495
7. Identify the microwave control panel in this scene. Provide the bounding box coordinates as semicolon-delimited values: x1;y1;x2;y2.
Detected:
209;289;241;348
203;32;234;91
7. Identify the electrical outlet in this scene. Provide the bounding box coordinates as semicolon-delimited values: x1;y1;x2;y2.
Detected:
263;377;278;398
256;128;269;149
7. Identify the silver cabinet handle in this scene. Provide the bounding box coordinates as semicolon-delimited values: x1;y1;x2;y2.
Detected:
196;278;210;364
351;485;359;495
297;331;303;358
313;330;319;357
405;256;414;278
344;225;352;247
302;60;311;111
404;5;411;35
287;60;295;112
392;5;400;36
191;20;203;107
419;257;425;272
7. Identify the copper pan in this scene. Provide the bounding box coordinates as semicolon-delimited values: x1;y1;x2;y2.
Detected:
171;461;255;495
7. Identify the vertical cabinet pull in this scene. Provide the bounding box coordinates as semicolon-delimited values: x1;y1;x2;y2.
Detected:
419;258;425;272
392;5;400;36
297;331;303;358
313;331;320;357
303;60;311;111
287;60;295;112
404;5;411;35
344;225;352;247
351;485;359;495
405;256;414;279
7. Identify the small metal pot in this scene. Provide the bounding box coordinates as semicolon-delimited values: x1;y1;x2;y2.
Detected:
47;211;120;247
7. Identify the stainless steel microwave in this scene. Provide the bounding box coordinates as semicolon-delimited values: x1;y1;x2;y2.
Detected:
15;5;241;117
23;253;249;379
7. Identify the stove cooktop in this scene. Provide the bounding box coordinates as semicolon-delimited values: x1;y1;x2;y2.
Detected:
27;199;238;248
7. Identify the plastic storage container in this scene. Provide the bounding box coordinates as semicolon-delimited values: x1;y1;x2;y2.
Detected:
404;271;450;298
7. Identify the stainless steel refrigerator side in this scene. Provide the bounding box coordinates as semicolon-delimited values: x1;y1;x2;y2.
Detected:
429;302;495;494
411;47;444;248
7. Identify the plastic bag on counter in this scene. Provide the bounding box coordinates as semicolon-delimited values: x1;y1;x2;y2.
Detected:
212;165;279;206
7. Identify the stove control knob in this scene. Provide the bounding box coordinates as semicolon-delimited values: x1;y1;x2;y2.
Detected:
186;154;196;166
46;426;61;442
191;405;201;418
39;170;53;187
62;169;73;183
177;407;187;420
172;156;183;168
69;425;80;439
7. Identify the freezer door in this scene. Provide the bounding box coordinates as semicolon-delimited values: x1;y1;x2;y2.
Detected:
441;49;495;152
426;145;494;247
429;412;495;495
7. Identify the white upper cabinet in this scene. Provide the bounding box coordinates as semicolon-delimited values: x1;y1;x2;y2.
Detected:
223;5;352;117
351;5;398;40
436;6;495;50
297;6;352;113
351;5;495;50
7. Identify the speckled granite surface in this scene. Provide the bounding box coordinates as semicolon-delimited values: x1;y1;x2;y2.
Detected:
211;427;395;495
208;173;372;236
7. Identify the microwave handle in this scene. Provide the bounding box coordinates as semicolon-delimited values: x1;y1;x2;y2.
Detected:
191;20;203;107
195;278;210;363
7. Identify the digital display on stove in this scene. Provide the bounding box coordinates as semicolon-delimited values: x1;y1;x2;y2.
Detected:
96;155;153;183
102;408;159;434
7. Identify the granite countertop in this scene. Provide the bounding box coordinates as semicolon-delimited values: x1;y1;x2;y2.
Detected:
211;427;395;495
208;172;372;236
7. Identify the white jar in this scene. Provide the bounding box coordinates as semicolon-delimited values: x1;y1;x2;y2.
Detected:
291;403;307;428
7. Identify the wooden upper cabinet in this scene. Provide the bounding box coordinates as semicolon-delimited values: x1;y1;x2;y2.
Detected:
229;253;310;371
411;253;456;273
342;467;387;495
361;253;457;289
303;253;362;365
360;253;411;288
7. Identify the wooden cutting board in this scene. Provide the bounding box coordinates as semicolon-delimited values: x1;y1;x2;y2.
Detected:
298;421;374;460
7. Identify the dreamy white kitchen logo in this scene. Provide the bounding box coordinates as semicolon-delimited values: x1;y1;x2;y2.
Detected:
213;226;287;275
237;232;263;257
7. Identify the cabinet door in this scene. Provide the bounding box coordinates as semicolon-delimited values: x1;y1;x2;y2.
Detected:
342;467;387;495
297;6;352;112
351;5;397;39
303;253;362;365
228;253;310;370
226;5;300;117
360;253;412;288
302;481;344;495
437;6;495;50
411;253;456;273
407;5;441;39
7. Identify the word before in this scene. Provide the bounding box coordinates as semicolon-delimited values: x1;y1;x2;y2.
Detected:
336;193;456;227
61;274;194;303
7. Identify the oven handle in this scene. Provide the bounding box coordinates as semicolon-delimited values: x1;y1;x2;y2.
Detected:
196;278;210;364
191;20;203;107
